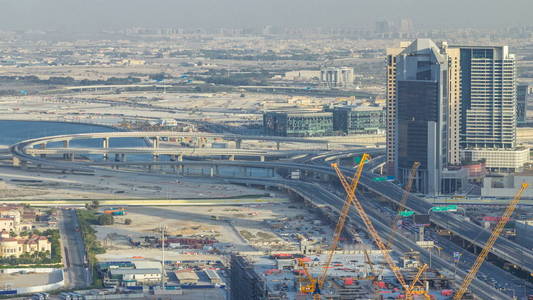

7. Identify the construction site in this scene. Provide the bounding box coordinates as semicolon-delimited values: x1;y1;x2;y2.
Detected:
228;154;530;300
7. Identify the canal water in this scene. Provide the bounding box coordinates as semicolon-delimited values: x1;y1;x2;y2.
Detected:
0;120;272;177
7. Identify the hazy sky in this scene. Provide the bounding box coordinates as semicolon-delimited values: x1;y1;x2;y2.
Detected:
0;0;531;31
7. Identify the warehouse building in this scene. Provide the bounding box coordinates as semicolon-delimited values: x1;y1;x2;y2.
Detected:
175;270;199;285
109;268;161;286
332;106;385;134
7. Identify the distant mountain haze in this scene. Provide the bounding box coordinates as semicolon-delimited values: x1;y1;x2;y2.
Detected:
0;0;530;31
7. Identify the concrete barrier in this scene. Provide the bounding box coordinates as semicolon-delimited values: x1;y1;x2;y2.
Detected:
0;268;65;295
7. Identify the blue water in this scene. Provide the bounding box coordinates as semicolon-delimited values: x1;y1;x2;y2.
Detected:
0;120;122;146
0;120;274;177
0;120;147;161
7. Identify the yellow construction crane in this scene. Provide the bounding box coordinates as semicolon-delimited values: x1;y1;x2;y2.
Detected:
407;264;431;300
297;258;317;296
388;162;420;246
453;183;528;300
316;154;370;292
331;163;429;300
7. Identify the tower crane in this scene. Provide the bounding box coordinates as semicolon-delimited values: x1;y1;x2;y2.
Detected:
453;183;528;300
331;163;430;300
316;154;370;292
387;162;420;247
296;154;370;299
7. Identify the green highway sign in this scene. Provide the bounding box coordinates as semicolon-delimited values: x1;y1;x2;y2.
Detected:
432;205;458;212
373;177;388;182
399;211;415;217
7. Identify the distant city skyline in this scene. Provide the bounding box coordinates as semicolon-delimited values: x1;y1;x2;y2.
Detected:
0;0;531;32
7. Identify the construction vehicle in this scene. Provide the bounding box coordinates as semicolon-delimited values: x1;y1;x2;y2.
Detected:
453;183;528;300
331;163;430;300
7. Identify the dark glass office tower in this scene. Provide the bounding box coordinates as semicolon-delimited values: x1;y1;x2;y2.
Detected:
395;39;450;195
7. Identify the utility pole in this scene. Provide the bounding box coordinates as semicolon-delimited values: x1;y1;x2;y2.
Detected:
161;224;166;288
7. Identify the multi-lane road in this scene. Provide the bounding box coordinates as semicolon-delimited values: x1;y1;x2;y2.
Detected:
58;209;91;288
223;176;512;299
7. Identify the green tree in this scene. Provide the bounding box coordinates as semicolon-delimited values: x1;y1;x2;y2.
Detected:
91;200;100;209
97;214;114;225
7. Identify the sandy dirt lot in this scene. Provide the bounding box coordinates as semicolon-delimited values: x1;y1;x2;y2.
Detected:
0;166;269;201
93;202;327;261
0;271;61;288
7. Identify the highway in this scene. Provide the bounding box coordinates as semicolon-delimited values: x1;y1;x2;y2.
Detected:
11;140;533;275
9;132;533;298
25;146;322;158
58;209;91;289
220;176;511;300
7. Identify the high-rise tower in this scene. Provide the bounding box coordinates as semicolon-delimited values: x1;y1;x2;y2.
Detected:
387;39;463;195
452;45;527;173
454;46;516;149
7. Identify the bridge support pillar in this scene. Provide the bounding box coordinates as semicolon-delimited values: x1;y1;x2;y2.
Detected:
153;137;160;149
210;167;214;177
229;155;235;161
121;153;126;161
12;156;21;167
63;140;70;148
276;142;281;150
259;156;265;162
102;137;110;160
236;139;242;149
178;155;183;162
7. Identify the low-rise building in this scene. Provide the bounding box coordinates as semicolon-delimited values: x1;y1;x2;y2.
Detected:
205;269;222;284
175;270;199;285
263;111;333;137
461;147;530;173
0;231;52;258
109;268;161;286
332;106;385;135
481;168;533;199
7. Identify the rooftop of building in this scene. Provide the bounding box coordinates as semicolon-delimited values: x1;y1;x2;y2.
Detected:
335;105;383;112
110;268;161;275
175;270;200;280
266;111;333;117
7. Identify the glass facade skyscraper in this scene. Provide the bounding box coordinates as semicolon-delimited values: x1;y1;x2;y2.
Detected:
394;39;452;195
455;46;516;149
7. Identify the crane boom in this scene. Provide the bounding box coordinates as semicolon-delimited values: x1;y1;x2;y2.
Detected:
388;162;420;245
331;163;409;290
453;183;528;300
408;264;428;292
318;154;370;288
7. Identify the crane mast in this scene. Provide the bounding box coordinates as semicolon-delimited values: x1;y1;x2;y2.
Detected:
453;183;528;300
331;163;410;291
387;162;420;246
317;154;370;289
